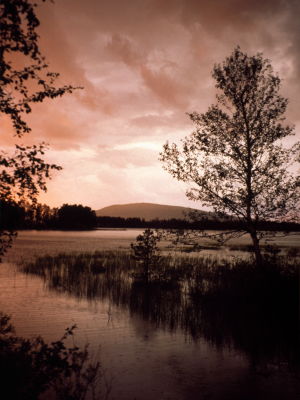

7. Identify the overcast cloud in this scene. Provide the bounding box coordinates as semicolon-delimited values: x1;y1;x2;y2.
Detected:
3;0;299;209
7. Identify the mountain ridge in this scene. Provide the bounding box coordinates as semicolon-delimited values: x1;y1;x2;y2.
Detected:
96;202;209;221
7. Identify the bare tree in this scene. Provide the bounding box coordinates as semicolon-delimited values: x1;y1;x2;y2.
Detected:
160;47;299;266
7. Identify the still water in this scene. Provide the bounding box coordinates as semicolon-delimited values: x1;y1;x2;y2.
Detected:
1;230;300;400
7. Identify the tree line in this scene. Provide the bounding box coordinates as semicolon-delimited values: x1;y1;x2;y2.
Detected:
1;200;299;232
97;216;300;231
0;202;97;230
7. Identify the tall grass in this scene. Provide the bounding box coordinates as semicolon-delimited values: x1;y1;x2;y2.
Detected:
21;250;300;373
22;250;299;301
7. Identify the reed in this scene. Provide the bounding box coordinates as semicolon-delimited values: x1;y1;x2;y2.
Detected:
21;250;300;373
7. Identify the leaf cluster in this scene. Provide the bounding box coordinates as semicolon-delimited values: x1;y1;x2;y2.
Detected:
0;313;101;400
0;0;78;253
131;228;161;265
0;0;75;136
131;229;162;281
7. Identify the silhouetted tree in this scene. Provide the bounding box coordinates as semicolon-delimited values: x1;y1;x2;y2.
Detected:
131;229;161;282
25;202;55;228
0;0;76;253
57;204;97;230
161;48;300;266
0;200;25;229
0;313;101;400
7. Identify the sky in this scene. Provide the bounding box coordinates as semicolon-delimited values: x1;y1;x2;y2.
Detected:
3;0;300;210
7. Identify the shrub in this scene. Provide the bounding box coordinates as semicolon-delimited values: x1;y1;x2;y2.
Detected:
0;313;101;400
131;229;162;282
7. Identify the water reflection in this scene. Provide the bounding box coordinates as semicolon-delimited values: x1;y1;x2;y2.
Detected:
23;253;300;377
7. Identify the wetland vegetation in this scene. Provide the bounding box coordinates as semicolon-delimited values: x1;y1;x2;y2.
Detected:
0;228;299;399
21;238;300;375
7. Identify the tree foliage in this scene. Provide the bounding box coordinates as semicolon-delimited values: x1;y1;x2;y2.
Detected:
160;48;300;265
0;0;77;253
0;313;101;400
57;204;97;230
0;0;74;136
131;229;161;281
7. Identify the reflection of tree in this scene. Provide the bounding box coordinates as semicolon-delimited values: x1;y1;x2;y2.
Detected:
24;253;300;373
186;290;299;371
130;281;183;332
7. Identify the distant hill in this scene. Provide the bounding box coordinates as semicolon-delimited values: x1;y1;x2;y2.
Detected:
96;202;209;221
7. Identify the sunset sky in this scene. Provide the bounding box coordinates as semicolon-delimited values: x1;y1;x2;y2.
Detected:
3;0;300;210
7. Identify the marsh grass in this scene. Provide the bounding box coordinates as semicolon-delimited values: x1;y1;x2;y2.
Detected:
22;250;299;300
21;250;300;373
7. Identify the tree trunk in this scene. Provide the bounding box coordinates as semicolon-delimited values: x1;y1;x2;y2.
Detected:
144;258;149;283
250;229;263;267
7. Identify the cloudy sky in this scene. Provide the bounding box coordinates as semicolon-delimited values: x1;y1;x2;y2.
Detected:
4;0;300;210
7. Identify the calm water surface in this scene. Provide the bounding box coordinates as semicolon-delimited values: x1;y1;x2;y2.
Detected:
1;230;299;400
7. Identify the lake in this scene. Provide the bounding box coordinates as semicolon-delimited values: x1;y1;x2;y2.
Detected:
1;230;300;400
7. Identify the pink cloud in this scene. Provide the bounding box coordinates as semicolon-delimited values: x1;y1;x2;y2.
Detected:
4;0;297;209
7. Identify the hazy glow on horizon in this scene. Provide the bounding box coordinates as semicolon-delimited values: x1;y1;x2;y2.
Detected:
3;0;300;210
